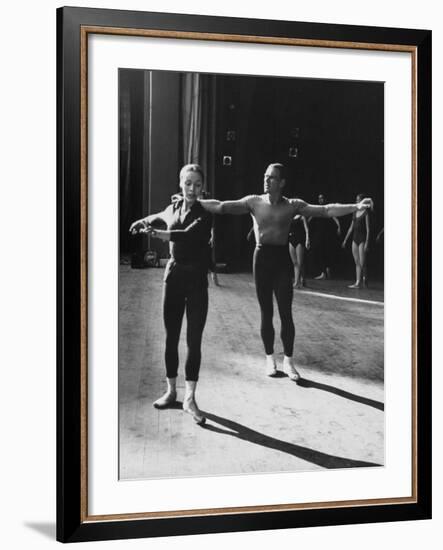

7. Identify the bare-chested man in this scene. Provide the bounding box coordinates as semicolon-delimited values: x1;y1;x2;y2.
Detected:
200;163;373;381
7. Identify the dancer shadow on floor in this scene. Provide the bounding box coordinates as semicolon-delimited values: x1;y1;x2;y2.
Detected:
297;377;384;411
201;412;381;469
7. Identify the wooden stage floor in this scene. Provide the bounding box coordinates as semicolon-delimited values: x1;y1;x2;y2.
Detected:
119;266;384;480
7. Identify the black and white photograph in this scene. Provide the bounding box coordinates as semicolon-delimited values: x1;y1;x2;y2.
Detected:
118;68;385;480
1;0;436;547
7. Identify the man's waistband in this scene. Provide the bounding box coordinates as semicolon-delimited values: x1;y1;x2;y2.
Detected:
168;258;208;268
255;243;288;250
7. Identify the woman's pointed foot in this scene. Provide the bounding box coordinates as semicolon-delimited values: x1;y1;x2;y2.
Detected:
283;357;301;382
348;282;362;289
183;397;206;425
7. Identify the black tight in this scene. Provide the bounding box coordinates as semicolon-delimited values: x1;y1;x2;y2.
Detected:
162;264;208;381
253;245;295;356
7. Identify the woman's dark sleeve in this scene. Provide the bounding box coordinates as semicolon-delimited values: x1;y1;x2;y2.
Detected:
168;213;213;243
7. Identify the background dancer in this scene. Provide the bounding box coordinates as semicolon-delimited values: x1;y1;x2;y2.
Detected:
309;193;341;280
342;193;371;288
289;214;310;289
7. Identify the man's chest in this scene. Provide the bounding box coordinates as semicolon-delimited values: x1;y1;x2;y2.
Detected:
253;202;294;226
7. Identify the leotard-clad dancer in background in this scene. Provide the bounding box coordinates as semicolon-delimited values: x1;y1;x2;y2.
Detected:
342;193;371;288
200;163;373;380
288;214;310;289
309;193;341;280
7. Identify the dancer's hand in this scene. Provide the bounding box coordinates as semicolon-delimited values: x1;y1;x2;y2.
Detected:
356;198;373;211
129;219;149;235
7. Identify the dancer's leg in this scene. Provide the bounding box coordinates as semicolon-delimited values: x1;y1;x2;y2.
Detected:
153;281;185;408
296;244;305;287
253;248;275;355
348;241;362;288
184;285;208;382
359;242;368;287
274;263;300;382
254;247;277;376
289;243;300;287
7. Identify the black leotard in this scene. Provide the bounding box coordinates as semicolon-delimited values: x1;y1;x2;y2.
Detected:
288;217;306;248
352;211;367;245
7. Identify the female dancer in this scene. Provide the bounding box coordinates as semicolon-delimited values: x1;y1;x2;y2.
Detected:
129;164;212;425
288;214;310;288
309;193;341;280
342;193;371;288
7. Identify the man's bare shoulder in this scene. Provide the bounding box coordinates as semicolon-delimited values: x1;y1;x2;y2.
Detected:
244;194;263;202
241;194;263;208
286;197;307;212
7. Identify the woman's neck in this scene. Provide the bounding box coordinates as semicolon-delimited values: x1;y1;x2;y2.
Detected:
182;197;195;211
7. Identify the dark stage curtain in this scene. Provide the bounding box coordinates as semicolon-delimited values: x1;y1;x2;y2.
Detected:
119;83;132;255
181;73;217;197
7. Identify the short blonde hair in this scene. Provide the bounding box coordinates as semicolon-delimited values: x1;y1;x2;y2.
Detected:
179;164;205;182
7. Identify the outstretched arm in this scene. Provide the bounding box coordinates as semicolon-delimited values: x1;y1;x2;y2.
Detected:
199;199;223;214
296;198;373;219
200;197;251;215
364;212;370;250
342;220;354;248
332;216;341;236
302;216;310;249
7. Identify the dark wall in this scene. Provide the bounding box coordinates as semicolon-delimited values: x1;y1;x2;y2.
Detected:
213;74;384;278
119;70;180;258
119;70;145;255
148;71;181;258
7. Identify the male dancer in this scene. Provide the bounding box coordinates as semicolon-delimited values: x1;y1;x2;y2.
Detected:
200;163;373;381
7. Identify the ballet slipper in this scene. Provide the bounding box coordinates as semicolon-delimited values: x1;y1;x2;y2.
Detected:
153;390;177;409
265;354;278;377
183;397;206;425
153;377;177;409
348;282;362;289
283;357;301;382
183;381;206;425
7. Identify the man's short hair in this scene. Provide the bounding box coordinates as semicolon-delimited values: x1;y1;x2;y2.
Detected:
179;163;205;182
269;163;286;181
